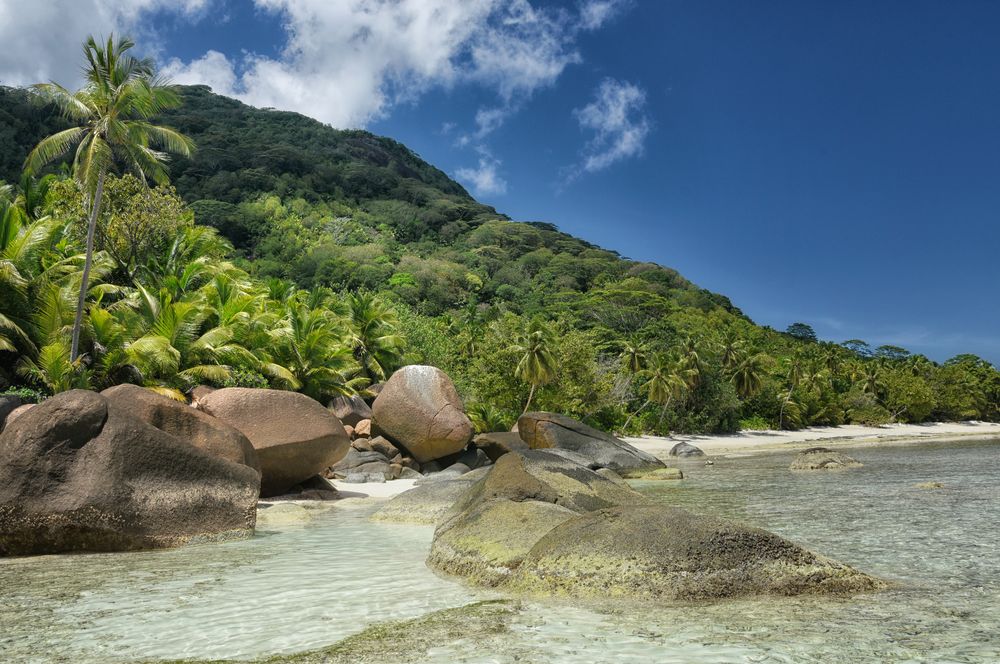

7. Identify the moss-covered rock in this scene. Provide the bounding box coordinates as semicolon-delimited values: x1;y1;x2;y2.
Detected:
428;499;575;585
623;467;684;480
505;504;887;601
369;476;480;525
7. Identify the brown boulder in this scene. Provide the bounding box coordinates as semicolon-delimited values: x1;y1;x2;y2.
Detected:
198;388;350;497
0;390;259;555
102;384;259;474
371;365;473;463
369;435;400;459
354;419;372;438
3;403;33;428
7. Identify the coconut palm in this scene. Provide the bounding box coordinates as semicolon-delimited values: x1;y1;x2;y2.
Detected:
719;331;746;373
347;291;404;382
641;354;689;434
25;34;194;361
731;352;771;399
512;317;558;414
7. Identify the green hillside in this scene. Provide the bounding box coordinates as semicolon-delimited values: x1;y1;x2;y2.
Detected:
1;83;997;433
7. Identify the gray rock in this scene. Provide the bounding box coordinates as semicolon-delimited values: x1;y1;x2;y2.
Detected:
517;411;665;474
0;390;259;555
3;404;32;428
0;395;23;431
398;467;423;480
328;394;373;427
345;472;387;484
790;447;863;470
371;476;482;524
474;431;529;461
669;441;706;458
456;446;491;469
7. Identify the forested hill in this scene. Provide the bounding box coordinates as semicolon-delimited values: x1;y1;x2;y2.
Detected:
2;83;996;433
0;84;733;316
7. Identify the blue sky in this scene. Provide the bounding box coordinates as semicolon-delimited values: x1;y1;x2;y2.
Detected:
1;0;997;364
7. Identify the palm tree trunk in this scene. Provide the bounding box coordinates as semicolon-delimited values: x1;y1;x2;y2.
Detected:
622;399;651;431
70;170;104;361
522;383;537;415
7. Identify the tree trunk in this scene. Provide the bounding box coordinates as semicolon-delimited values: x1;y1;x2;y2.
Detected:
522;383;536;415
622;399;651;432
70;170;105;361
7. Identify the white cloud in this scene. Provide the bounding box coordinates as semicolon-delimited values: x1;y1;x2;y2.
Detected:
571;78;650;176
456;148;507;196
0;0;210;86
578;0;628;31
166;0;603;128
1;0;624;131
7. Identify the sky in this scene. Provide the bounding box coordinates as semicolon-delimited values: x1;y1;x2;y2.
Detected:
1;0;998;364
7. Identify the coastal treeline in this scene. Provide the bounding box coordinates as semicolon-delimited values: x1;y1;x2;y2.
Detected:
2;63;998;434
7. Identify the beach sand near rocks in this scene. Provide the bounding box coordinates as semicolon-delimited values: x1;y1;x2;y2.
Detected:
625;421;1000;458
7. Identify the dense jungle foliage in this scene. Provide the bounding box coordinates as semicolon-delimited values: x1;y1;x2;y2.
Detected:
2;83;998;433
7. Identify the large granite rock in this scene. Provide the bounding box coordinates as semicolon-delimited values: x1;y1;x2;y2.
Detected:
517;412;664;474
197;388;350;497
0;395;22;431
790;447;863;470
3;404;32;429
427;451;645;585
0;390;260;555
506;504;887;600
102;384;260;474
474;432;529;461
328;394;373;427
330;448;394;480
371;365;473;463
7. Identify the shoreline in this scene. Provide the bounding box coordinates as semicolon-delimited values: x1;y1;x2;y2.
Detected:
623;421;1000;458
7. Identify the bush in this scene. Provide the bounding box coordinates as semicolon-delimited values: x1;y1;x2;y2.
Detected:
221;369;270;389
739;415;772;431
0;386;47;403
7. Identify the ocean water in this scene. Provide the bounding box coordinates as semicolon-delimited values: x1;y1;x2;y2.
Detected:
1;439;998;663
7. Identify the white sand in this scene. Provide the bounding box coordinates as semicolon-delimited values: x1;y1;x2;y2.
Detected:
624;421;1000;458
329;477;419;499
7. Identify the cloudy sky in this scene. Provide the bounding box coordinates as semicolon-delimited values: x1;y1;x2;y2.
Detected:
1;0;999;363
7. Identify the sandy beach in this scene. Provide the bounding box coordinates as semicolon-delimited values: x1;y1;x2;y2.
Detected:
625;421;1000;458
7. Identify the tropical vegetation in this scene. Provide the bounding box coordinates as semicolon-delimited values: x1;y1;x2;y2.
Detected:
1;38;998;434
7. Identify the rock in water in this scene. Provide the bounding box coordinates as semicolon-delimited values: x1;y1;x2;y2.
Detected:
371;475;485;525
198;388;350;497
427;451;646;585
669;441;705;458
371;365;473;463
102;384;260;474
517;411;664;474
790;447;863;470
0;390;259;556
506;504;887;600
328;394;373;427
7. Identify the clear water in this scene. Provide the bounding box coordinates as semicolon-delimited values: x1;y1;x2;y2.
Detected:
1;439;998;663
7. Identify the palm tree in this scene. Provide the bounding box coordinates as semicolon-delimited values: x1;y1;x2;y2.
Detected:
641;354;689;434
347;292;404;382
731;352;771;399
619;338;646;375
512;318;558;414
719;331;746;373
25;34;194;361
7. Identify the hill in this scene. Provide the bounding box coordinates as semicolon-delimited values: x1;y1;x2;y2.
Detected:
1;84;997;433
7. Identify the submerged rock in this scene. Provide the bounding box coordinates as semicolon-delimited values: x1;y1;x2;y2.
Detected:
669;441;705;458
915;481;945;490
631;467;684;480
790;447;863;470
506;504;887;601
372;365;473;463
197;387;351;497
370;475;484;525
0;390;259;556
517;411;664;474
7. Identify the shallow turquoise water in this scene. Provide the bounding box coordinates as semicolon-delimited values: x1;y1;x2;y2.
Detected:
1;439;998;663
